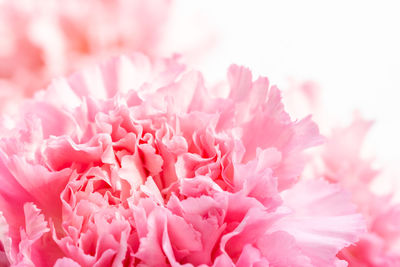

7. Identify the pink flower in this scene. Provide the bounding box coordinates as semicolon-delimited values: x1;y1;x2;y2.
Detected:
0;0;171;113
285;81;400;265
0;54;365;266
315;116;400;266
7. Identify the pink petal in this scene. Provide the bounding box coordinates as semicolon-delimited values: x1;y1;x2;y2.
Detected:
54;257;81;267
256;231;312;267
278;179;366;266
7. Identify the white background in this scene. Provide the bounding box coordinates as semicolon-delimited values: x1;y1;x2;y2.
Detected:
165;0;400;192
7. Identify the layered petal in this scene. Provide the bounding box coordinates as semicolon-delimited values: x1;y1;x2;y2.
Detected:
278;179;366;266
0;54;363;266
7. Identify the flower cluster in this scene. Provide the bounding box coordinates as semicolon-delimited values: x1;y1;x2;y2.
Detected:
0;54;365;266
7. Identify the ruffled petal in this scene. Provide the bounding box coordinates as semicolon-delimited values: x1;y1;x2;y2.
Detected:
278;179;366;266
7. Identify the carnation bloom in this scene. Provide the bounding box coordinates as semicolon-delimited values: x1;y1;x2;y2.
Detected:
314;116;400;266
0;0;171;112
0;54;365;266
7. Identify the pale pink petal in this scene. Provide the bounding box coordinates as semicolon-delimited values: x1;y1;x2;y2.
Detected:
15;203;63;266
321;115;376;185
135;208;169;266
220;207;284;261
54;257;81;267
242;106;323;190
235;244;268;267
371;205;400;243
278;179;366;266
227;65;253;102
22;101;78;138
0;212;12;265
256;231;312;267
233;148;282;210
